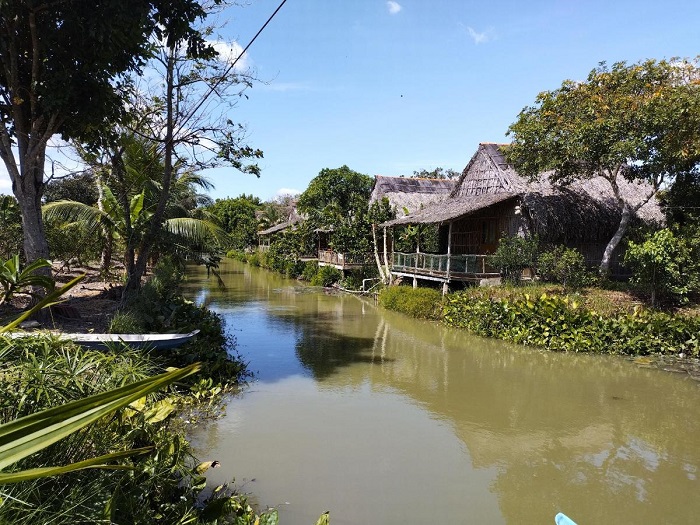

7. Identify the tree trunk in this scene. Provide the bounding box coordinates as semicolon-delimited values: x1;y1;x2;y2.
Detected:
16;157;50;265
95;169;113;275
600;202;631;277
121;47;176;303
372;223;386;283
383;226;391;284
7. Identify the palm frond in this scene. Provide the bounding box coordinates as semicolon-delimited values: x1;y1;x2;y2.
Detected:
42;201;113;236
164;218;231;246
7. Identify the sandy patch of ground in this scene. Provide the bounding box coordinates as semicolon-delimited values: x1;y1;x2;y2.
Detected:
0;263;122;333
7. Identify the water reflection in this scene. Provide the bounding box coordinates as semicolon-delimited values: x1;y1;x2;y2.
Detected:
184;260;700;525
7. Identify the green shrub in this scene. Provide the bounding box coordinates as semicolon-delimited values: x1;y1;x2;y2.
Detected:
311;265;342;287
226;249;247;261
491;235;539;284
247;251;262;267
0;337;271;524
379;286;444;320
537;245;591;290
301;261;319;282
108;310;144;333
45;218;102;265
624;228;698;306
443;289;700;356
284;259;306;278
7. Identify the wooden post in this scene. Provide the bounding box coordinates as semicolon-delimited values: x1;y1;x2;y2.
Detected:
446;221;453;281
372;223;386;283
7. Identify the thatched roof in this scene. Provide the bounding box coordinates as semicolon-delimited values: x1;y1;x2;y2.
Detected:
258;209;303;236
370;175;457;214
382;192;519;226
382;143;664;238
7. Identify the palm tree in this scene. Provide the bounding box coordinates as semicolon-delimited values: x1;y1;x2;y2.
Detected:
44;136;229;280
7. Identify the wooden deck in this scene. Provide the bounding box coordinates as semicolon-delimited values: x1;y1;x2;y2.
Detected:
390;252;499;283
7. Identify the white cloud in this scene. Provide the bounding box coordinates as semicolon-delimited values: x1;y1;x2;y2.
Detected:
207;40;250;71
387;1;402;15
465;26;494;45
275;188;301;198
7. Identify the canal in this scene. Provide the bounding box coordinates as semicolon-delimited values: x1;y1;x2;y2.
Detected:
184;259;700;525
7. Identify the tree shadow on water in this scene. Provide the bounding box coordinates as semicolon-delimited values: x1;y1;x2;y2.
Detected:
294;328;394;380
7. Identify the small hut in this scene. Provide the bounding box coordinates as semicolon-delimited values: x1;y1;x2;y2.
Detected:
257;209;303;251
380;143;663;288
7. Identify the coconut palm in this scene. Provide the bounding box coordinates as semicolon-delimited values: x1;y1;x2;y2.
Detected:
44;135;229;278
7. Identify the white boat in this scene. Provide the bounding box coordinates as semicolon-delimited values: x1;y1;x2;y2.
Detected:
3;330;200;350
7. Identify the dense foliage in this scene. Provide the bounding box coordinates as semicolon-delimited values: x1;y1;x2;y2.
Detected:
443;289;700;356
490;235;539;284
0;196;23;262
378;286;444;320
297;166;375;254
624;229;698;305
208;195;262;250
537;245;591;290
0;337;274;524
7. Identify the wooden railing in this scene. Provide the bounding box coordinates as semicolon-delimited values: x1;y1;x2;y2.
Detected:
318;249;370;268
391;252;497;277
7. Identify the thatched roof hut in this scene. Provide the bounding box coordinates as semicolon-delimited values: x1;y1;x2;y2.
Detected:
370;175;457;214
382;143;663;247
258;209;303;236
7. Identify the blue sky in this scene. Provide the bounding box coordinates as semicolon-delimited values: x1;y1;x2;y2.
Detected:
2;0;699;201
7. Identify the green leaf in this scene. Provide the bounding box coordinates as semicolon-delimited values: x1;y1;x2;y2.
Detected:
0;363;200;476
0;446;153;484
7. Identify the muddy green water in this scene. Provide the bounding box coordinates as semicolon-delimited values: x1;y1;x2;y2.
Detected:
184;259;700;525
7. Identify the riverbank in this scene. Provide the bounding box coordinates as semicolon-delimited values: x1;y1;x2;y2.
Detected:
0;259;278;524
379;284;700;380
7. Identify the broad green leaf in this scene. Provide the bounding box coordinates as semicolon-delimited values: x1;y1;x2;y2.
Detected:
0;446;153;484
0;363;200;473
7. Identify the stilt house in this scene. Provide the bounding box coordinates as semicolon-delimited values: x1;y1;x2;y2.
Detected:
380;143;663;288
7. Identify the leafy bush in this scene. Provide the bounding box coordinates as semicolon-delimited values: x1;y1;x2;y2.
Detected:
0;337;273;524
379;286;443;320
301;261;319;282
624;228;698;305
119;256;248;385
490;235;539;284
443;289;700;356
310;266;342;287
45;218;102;265
109;310;145;333
537;245;591;290
0;195;23;261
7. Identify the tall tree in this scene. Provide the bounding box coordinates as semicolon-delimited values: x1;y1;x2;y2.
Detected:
506;58;700;274
0;0;214;264
209;195;262;250
298;166;373;226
